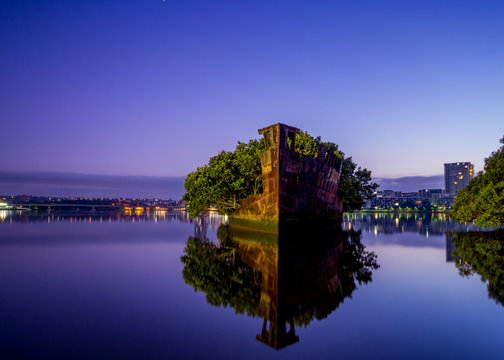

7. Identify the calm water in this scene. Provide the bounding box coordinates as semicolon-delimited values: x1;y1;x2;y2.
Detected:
1;211;503;359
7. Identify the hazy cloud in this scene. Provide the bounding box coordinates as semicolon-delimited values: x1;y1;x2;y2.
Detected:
374;175;444;192
0;172;445;198
0;172;185;199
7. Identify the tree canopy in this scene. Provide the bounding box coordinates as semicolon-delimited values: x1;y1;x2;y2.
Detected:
182;131;377;217
450;136;504;227
182;139;264;217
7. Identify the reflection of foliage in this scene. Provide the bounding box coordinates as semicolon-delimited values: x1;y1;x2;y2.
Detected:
292;230;379;327
450;230;504;306
450;135;504;227
180;226;379;326
341;230;379;287
180;237;261;316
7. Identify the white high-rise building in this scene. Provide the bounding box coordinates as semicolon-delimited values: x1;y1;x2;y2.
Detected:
444;162;474;194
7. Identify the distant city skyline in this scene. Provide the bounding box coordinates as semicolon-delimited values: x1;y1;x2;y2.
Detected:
2;1;503;178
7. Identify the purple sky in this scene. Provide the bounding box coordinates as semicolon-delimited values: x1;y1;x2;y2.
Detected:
2;0;503;178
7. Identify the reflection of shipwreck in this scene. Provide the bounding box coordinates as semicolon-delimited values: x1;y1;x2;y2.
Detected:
229;226;348;350
232;123;343;230
181;220;379;351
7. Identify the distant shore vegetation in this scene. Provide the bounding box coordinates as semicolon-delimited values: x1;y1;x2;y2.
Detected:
361;206;448;213
450;136;504;227
182;131;377;218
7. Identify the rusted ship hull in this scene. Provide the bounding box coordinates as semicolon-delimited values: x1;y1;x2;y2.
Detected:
231;124;343;232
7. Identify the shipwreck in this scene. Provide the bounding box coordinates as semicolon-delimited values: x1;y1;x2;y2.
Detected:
231;123;343;231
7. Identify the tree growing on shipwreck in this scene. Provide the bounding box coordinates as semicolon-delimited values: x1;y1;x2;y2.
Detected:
183;124;377;218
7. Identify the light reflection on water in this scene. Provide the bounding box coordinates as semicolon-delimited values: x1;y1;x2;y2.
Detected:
343;211;486;237
0;209;224;229
0;211;503;359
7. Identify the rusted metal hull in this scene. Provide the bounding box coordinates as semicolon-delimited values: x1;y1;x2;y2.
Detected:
232;124;343;231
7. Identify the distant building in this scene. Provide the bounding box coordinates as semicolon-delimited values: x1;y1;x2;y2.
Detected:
0;202;11;209
444;162;474;194
418;189;443;199
364;189;430;209
381;190;399;198
364;163;473;210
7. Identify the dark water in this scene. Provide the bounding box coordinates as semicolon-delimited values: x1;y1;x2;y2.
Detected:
1;211;503;359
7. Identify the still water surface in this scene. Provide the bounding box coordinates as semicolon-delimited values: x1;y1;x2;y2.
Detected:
0;211;503;359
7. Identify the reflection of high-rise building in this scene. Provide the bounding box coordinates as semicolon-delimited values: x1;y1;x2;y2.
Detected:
444;162;474;194
445;234;456;262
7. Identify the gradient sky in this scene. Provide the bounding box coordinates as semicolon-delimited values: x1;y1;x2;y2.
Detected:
2;0;503;178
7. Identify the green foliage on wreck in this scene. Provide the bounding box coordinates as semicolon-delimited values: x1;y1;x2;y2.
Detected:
182;127;377;218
